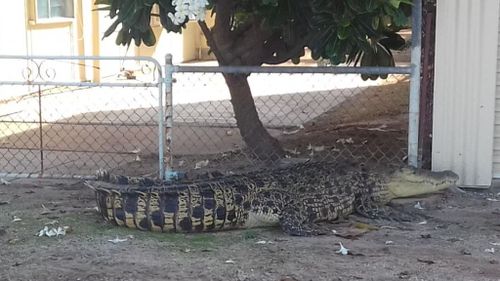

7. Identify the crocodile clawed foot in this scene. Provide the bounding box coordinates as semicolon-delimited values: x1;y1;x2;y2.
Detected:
356;203;429;223
279;206;329;236
384;203;431;222
355;203;408;223
355;204;380;219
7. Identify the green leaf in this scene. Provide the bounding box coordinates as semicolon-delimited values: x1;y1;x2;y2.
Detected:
392;9;409;27
94;0;111;5
103;19;121;38
381;15;392;27
92;7;112;12
142;27;157;46
371;16;379;30
365;0;379;12
389;0;401;9
337;26;350;40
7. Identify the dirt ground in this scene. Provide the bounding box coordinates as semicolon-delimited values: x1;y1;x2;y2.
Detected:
279;77;409;167
1;179;500;281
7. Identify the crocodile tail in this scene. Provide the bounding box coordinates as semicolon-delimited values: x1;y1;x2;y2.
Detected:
85;181;207;232
85;180;251;233
84;181;114;221
85;182;150;230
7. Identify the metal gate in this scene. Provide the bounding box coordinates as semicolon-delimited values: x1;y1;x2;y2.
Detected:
0;55;166;179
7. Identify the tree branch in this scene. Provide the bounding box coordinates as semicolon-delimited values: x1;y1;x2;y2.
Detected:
198;21;227;65
213;0;234;56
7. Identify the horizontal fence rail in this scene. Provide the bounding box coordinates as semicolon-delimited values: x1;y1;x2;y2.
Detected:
174;65;412;74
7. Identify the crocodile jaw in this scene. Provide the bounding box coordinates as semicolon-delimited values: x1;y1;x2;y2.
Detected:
385;168;458;202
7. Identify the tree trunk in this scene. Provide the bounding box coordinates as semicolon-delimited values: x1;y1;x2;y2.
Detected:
223;73;284;161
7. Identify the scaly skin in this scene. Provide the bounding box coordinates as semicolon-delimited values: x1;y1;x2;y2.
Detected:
85;161;458;236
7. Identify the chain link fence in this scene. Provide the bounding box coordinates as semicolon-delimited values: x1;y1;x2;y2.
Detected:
0;55;414;179
0;56;164;178
169;65;412;177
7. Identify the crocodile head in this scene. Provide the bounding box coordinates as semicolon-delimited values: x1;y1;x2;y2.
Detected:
380;167;458;203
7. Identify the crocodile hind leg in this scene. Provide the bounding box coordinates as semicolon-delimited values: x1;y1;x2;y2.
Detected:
355;201;382;219
279;206;327;236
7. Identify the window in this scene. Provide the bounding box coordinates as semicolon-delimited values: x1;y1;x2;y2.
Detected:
36;0;74;19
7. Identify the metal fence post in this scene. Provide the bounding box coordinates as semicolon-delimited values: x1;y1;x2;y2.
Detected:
409;0;422;168
158;67;165;180
163;54;174;180
37;85;44;174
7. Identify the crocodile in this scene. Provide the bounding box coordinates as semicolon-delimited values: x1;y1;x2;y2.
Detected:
85;161;458;236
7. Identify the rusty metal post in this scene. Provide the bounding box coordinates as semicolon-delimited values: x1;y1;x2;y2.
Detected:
419;0;437;169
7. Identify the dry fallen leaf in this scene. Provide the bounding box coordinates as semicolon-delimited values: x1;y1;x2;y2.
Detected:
279;276;299;281
417;258;435;265
8;238;19;244
255;240;273;245
334;227;371;239
194;160;209;169
282;125;304;135
332;222;377;239
354;222;379;230
336;138;354;145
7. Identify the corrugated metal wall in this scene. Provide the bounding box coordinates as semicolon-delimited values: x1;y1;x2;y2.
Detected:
493;7;500;178
432;0;500;187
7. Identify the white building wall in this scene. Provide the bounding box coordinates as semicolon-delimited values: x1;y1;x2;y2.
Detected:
433;0;500;187
0;1;28;55
0;1;29;82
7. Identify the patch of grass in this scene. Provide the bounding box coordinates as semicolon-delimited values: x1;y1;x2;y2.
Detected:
58;213;225;249
4;210;281;251
242;229;259;240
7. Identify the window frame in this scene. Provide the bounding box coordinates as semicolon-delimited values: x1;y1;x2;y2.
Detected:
29;0;75;26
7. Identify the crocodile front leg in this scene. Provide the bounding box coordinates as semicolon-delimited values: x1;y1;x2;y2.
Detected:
279;206;326;236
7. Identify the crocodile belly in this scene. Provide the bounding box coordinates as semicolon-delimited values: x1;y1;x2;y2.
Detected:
244;211;280;228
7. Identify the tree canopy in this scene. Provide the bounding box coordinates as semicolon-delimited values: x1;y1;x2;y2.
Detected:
96;0;412;68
